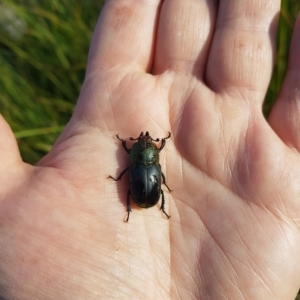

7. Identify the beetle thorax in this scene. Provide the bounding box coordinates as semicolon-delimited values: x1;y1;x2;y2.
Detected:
130;141;159;164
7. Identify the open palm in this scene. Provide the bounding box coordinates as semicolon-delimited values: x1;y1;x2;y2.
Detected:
1;1;300;299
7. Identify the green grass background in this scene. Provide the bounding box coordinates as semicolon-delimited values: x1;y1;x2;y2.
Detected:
0;0;300;299
0;0;104;162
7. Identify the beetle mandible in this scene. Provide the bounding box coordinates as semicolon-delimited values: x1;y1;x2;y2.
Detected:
109;131;172;222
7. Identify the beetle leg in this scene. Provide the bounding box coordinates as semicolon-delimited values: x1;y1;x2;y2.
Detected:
161;172;172;192
150;136;159;142
160;190;170;219
158;132;171;151
116;134;130;154
125;189;132;222
108;167;129;181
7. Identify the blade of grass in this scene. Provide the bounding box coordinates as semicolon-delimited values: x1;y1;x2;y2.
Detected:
14;125;64;139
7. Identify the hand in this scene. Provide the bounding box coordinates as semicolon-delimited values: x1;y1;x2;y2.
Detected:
1;1;300;299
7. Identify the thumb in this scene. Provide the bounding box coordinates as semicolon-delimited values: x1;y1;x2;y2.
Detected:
0;114;22;169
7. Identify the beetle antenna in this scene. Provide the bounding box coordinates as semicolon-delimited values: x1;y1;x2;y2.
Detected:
130;132;143;141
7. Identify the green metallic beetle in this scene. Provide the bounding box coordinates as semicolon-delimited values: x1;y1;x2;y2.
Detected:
109;131;172;222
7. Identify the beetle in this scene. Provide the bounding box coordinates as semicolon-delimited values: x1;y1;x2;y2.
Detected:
109;131;172;222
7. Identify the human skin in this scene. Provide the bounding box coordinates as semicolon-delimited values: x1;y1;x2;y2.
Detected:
1;0;300;299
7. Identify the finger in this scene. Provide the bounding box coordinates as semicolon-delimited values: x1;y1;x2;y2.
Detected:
268;13;300;151
0;115;23;198
0;115;21;168
153;0;217;77
206;0;280;101
86;0;161;75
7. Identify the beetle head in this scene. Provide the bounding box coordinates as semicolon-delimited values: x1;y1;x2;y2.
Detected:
130;132;159;143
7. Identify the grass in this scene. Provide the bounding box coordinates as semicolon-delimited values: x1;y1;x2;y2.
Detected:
0;0;104;162
1;0;299;164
